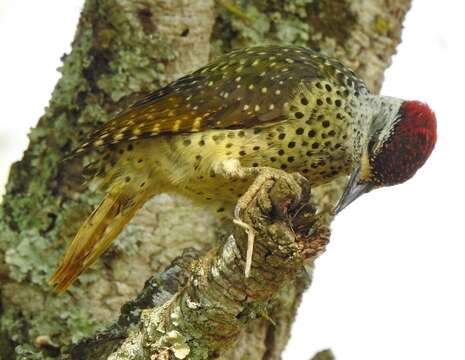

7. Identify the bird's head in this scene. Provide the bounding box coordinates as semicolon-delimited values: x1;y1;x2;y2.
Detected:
336;100;437;213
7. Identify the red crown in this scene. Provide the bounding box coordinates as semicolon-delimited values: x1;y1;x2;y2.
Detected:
372;101;437;186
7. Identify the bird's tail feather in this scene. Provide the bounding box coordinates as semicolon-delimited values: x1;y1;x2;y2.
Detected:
49;188;147;293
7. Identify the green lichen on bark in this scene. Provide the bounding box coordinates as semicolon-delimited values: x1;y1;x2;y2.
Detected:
0;0;215;356
212;0;410;92
211;0;360;60
1;0;178;285
212;0;314;56
306;0;357;45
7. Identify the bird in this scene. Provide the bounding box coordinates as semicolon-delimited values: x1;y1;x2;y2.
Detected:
49;45;437;292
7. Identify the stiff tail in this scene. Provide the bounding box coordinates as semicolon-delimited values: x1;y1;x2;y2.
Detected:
49;189;147;293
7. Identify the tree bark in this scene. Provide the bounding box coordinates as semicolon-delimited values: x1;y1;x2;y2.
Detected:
0;0;411;359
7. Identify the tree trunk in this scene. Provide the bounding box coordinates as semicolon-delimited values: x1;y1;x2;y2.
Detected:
0;0;411;359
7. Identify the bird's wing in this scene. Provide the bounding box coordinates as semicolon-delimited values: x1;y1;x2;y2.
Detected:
75;46;367;154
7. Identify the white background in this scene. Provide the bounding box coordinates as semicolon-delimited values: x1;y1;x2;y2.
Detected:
1;1;464;359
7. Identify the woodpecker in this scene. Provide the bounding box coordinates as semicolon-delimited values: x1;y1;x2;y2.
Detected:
50;45;436;292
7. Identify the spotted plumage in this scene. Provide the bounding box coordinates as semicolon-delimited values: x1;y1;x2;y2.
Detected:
50;45;436;292
76;45;367;152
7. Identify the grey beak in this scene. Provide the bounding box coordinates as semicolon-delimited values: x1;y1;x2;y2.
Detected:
334;166;373;214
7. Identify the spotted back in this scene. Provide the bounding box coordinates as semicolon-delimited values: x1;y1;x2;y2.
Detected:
75;45;368;154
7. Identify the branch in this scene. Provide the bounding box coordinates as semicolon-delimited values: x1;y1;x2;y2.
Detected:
70;171;330;359
311;349;335;360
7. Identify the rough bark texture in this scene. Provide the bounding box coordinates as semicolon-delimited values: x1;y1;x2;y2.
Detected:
76;171;331;359
0;0;411;359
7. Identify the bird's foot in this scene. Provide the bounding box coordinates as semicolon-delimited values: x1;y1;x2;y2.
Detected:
233;167;291;218
234;167;303;277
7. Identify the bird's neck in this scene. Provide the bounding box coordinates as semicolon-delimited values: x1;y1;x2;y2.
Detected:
363;94;403;124
350;95;402;165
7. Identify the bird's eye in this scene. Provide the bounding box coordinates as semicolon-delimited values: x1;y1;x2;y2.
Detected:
367;129;381;155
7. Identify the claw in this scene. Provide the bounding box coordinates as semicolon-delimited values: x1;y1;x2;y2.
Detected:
231;167;290;278
233;218;255;278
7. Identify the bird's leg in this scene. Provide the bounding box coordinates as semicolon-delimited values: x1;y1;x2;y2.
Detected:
214;159;305;277
220;162;299;277
235;167;310;277
238;167;309;277
233;167;294;215
213;160;283;277
233;168;274;278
